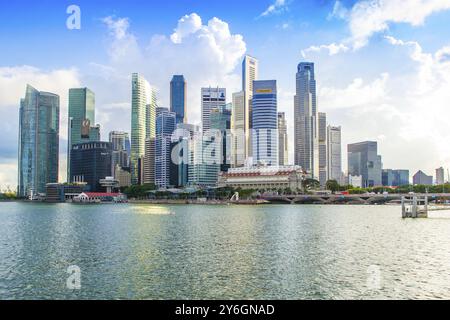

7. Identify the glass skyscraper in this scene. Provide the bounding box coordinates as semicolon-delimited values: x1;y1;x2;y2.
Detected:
201;87;226;132
252;80;278;166
170;75;187;125
327;126;342;183
277;112;288;166
18;85;60;197
67;87;96;181
130;73;157;185
348;141;383;187
210;103;232;172
242;55;259;159
295;62;319;180
155;108;176;188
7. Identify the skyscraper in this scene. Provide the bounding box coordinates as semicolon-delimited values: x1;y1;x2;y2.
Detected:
277;112;288;166
231;91;246;168
155;108;176;188
382;169;409;186
18;85;60;197
295;62;319;180
318;112;327;186
67;87;96;180
327;126;342;182
70;142;112;192
130;73;157;185
347;141;382;187
170;75;187;124
109;131;130;175
143;137;156;185
242;55;259;159
436;167;445;185
188;133;221;187
201;87;226;132
252;80;278;166
211;103;232;172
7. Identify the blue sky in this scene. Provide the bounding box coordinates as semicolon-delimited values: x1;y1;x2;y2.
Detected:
1;0;450;188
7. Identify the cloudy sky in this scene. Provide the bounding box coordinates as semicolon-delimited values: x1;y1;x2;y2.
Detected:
1;0;450;189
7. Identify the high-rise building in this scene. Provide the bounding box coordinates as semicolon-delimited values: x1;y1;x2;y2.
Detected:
109;131;130;175
436;167;445;185
188;133;221;187
242;55;259;159
294;62;319;180
252;80;278;166
70;142;112;192
318;112;327;186
130;73;157;185
382;169;409;187
347;141;382;187
155;108;176;188
201;87;226;132
143;137;156;185
231;91;246;168
210;103;232;172
67;88;97;180
18;85;60;197
413;170;433;186
277;112;288;166
326;126;342;182
170;75;187;124
171;123;200;188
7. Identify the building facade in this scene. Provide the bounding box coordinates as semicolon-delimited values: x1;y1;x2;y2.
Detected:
277;112;288;166
170;75;187;124
436;167;445;185
242;55;259;159
70;142;112;192
201;87;226;132
188;132;221;187
130;73;157;185
109;131;130;176
219;165;304;191
347;141;382;187
210;103;232;172
231;91;246;168
294;62;319;180
327;126;342;183
413;170;433;186
18;85;60;197
382;169;409;187
252;80;278;166
67;87;96;181
318;112;327;187
155;108;176;188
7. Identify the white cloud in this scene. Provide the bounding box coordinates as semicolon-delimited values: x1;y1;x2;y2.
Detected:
98;13;247;126
260;0;288;17
301;42;349;58
348;0;450;49
328;1;349;20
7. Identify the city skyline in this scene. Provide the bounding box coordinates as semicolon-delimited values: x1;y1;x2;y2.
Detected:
2;0;450;188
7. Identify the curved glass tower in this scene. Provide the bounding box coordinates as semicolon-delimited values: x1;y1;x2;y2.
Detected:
18;85;60;197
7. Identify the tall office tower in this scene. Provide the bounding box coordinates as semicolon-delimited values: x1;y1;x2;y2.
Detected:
131;73;156;185
242;55;259;159
171;123;200;187
18;85;60;197
348;141;383;187
109;131;130;175
326;126;342;182
277;112;288;166
231;91;246;168
201;87;226;132
382;169;409;186
252;80;278;166
188;133;221;187
143;137;156;185
170;75;187;124
155;108;176;188
436;167;445;185
211;103;232;172
70;142;112;192
67;87;96;181
294;62;319;180
318;112;327;186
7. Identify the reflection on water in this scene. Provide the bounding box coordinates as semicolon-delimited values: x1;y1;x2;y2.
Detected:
0;202;450;300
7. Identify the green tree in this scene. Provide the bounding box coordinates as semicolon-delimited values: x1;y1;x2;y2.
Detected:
302;179;320;193
325;180;340;193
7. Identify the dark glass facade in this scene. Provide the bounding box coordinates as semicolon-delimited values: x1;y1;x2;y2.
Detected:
170;75;187;125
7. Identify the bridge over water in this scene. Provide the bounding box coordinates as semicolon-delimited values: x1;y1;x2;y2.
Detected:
261;193;450;205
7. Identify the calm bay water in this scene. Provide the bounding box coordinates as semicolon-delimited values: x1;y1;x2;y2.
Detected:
0;202;450;300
